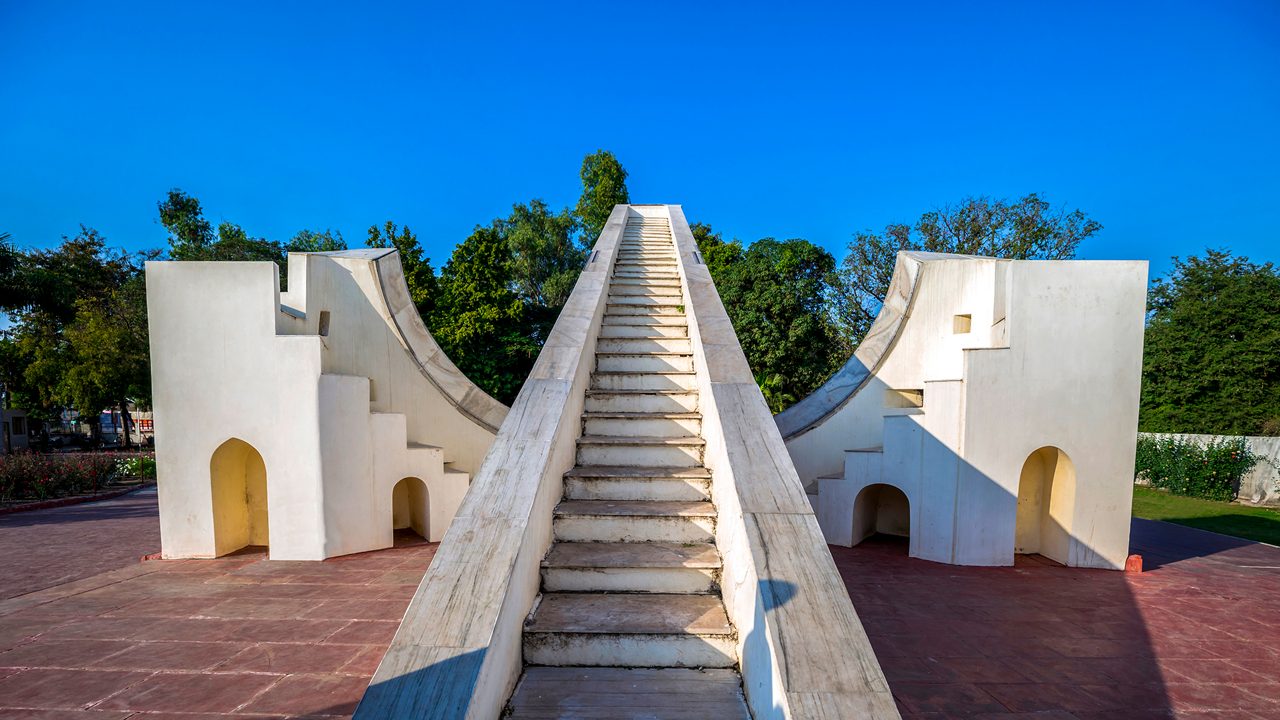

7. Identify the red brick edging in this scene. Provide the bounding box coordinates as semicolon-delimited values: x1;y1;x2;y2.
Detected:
0;482;154;516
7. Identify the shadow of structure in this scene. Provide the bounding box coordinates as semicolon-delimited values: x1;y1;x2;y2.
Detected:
834;518;1280;717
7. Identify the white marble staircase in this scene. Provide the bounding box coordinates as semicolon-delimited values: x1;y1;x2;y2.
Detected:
505;216;749;718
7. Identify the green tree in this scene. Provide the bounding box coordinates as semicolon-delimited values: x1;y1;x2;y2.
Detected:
575;150;629;243
1141;250;1280;436
287;229;347;253
500;200;584;312
693;225;846;411
431;226;536;404
158;189;286;265
0;232;20;311
835;193;1101;345
158;189;215;260
367;221;438;318
1;228;146;444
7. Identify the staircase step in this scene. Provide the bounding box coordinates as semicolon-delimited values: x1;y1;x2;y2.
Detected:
541;541;720;593
576;435;704;467
590;371;696;392
608;284;681;297
523;593;735;668
553;500;715;542
597;337;691;353
584;390;699;414
604;294;684;306
506;667;749;719
596;353;693;373
601;313;687;326
599;324;688;338
607;303;683;316
564;471;710;501
582;411;702;438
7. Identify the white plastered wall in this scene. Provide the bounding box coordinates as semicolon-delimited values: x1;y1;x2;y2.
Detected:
147;251;505;561
783;253;1146;569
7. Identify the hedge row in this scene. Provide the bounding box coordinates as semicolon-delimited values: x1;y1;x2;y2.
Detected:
1135;435;1259;501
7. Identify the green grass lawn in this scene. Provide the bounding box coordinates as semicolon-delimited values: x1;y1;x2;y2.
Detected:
1132;486;1280;546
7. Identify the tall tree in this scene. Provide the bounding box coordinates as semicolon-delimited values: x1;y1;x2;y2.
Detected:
835;193;1101;345
693;224;846;412
430;226;536;404
158;189;215;260
500;200;584;312
2;228;145;443
575;150;629;243
1141;250;1280;436
367;221;438;318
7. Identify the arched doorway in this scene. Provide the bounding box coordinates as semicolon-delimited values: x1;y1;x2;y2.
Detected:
392;477;429;540
209;438;269;556
852;483;910;546
1015;446;1077;565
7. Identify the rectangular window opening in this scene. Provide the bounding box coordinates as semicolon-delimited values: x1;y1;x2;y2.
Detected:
318;310;331;337
953;314;972;334
885;388;924;409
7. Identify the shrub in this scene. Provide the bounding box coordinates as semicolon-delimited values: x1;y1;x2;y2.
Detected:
115;454;157;479
1135;435;1259;501
0;452;120;502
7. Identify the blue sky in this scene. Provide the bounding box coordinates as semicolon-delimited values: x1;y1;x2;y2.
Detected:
2;1;1278;282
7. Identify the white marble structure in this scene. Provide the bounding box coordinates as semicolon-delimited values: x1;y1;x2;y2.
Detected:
145;250;506;561
777;253;1148;569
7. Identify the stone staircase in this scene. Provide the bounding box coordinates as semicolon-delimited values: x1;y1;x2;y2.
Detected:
505;216;750;717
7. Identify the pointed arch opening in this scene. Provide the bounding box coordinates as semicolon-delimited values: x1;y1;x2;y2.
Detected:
1015;446;1077;565
852;483;910;547
392;476;430;541
209;438;269;556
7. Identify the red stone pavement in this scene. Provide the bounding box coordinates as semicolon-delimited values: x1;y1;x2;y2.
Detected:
836;519;1280;719
0;487;162;600
2;487;1280;718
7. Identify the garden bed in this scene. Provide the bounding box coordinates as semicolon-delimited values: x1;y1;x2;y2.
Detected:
0;450;156;509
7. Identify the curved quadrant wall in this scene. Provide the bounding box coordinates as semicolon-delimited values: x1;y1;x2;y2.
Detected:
146;249;506;561
780;251;1147;569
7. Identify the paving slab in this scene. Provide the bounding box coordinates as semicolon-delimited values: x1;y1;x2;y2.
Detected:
0;521;434;719
836;518;1280;718
0;487;161;600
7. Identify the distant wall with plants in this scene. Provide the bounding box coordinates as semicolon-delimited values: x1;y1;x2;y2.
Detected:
1135;433;1279;504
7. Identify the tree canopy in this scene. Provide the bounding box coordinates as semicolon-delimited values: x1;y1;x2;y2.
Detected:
0;228;148;445
834;193;1101;345
1141;250;1280;436
693;223;846;412
575;150;629;243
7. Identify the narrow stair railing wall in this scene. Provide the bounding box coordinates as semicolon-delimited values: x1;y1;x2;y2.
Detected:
667;205;900;719
353;206;627;720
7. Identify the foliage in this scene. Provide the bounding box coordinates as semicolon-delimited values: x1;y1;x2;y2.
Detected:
0;231;21;311
501;200;584;312
693;224;846;409
0;451;119;502
1132;486;1280;546
1134;435;1259;501
115;453;156;479
287;228;347;253
157;189;215;260
834;193;1100;345
1;229;146;441
159;189;286;265
1140;250;1280;436
431;226;538;404
427;152;628;403
368;221;438;318
575;150;629;243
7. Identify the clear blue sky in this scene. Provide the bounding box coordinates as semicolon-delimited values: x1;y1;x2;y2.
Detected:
2;1;1278;281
